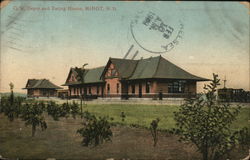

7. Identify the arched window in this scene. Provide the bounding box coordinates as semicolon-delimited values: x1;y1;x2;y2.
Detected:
131;84;135;94
97;85;99;95
107;84;110;94
117;83;119;94
89;87;91;94
146;82;150;93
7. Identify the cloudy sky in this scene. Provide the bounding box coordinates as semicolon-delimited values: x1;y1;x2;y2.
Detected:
0;1;249;93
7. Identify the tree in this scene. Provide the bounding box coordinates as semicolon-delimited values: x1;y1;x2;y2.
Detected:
174;74;247;160
77;111;113;146
150;118;160;147
21;102;47;137
0;83;24;121
70;101;80;119
9;82;14;105
75;64;88;118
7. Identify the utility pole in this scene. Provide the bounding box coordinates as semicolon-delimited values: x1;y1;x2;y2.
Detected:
80;63;88;118
223;76;227;88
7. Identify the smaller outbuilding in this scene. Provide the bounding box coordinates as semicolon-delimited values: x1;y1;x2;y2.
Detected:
23;79;62;98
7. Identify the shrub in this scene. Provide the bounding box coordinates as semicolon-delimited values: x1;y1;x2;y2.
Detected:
20;102;47;137
77;111;113;147
150;118;160;147
120;111;126;122
174;74;247;160
70;101;80;119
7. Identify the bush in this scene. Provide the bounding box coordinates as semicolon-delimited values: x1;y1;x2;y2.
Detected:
150;118;160;147
70;101;80;119
20;102;47;137
120;112;126;122
47;101;65;120
77;111;113;147
0;96;25;121
174;74;247;160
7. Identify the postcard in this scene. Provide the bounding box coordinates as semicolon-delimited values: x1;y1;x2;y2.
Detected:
0;1;249;160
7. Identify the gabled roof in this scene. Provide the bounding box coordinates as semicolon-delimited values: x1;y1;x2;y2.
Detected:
104;56;208;81
103;58;138;79
64;56;208;86
24;79;63;89
84;66;105;83
129;56;160;79
153;56;207;80
63;66;105;86
129;56;208;81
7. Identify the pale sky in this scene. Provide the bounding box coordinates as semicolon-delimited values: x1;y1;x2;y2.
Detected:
0;1;249;93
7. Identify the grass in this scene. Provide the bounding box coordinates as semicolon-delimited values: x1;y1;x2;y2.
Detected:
0;113;202;160
0;103;249;159
82;104;250;131
84;104;178;130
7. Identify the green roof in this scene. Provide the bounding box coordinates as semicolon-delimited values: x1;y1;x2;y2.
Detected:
64;56;208;86
129;56;160;79
24;79;62;89
153;57;207;80
129;56;208;80
109;56;208;81
63;66;105;86
84;66;105;83
109;58;138;78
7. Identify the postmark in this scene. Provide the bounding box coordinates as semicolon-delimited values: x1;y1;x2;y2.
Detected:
130;11;184;54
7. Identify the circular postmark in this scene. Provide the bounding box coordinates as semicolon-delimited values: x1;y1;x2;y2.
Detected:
130;11;184;54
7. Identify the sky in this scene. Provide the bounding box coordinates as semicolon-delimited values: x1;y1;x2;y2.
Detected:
0;1;249;93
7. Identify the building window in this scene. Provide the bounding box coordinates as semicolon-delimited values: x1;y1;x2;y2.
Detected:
74;88;76;95
97;86;99;95
107;84;110;94
146;82;150;93
42;90;47;96
89;87;91;94
131;84;135;94
28;89;34;96
168;80;186;93
82;88;85;95
117;83;119;94
80;88;82;95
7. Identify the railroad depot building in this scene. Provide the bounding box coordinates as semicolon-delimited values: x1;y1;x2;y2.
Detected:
24;79;62;97
63;56;208;99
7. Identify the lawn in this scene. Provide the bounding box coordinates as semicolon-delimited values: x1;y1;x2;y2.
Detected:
83;104;250;131
0;103;249;159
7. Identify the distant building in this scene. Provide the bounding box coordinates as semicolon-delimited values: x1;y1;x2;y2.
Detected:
23;79;62;97
63;56;209;99
218;88;250;102
57;89;69;99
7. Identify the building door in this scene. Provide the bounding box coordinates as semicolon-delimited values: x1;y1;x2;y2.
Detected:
101;86;104;97
139;83;142;98
121;81;129;100
84;87;87;99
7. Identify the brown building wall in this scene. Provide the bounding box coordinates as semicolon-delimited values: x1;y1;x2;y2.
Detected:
27;89;57;97
186;81;196;93
33;89;40;96
67;79;197;99
105;78;121;96
69;84;105;97
156;82;168;93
